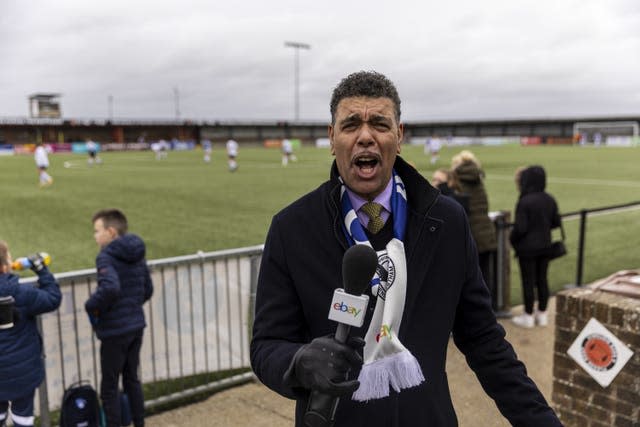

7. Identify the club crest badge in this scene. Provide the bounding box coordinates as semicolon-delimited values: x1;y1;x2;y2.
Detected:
567;317;634;388
372;253;396;300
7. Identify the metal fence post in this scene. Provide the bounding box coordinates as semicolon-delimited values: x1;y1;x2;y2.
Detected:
36;316;51;427
495;215;504;313
492;211;511;318
575;209;588;286
249;254;262;326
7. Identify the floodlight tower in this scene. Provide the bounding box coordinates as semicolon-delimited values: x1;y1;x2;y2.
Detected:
284;41;311;122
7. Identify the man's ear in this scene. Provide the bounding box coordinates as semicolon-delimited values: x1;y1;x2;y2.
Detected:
328;124;336;156
397;123;404;154
107;226;119;239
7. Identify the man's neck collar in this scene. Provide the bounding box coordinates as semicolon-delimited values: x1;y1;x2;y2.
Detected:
344;176;393;213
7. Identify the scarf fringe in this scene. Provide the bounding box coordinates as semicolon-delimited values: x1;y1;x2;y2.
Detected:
352;351;425;402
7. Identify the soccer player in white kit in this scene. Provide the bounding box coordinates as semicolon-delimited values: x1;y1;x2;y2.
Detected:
426;136;442;165
85;139;102;165
226;139;239;172
152;140;169;160
281;139;297;166
34;143;53;186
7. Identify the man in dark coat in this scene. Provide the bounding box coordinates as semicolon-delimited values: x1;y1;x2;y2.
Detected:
0;241;61;427
86;209;153;427
250;71;562;426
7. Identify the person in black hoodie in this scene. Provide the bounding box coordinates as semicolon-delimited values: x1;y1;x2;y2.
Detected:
509;166;561;328
86;209;153;427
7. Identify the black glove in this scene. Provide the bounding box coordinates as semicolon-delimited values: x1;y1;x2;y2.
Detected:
27;253;45;273
283;335;365;397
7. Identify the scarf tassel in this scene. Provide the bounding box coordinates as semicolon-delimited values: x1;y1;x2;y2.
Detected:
352;351;425;402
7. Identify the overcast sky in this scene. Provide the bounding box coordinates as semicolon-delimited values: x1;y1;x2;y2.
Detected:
1;0;639;122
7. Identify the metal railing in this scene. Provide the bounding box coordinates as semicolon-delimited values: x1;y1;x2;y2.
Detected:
21;200;640;425
21;245;263;427
560;200;640;286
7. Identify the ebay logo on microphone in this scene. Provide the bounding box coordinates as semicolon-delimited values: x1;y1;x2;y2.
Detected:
328;289;369;328
333;301;362;318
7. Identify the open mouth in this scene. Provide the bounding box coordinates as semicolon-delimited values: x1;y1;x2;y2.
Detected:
353;154;380;168
353;154;380;177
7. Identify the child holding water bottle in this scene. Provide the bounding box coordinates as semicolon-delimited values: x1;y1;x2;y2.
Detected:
0;241;61;427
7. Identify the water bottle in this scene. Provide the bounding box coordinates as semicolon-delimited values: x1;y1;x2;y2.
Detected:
11;252;51;271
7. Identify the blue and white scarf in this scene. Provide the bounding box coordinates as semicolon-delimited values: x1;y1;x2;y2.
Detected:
340;170;425;401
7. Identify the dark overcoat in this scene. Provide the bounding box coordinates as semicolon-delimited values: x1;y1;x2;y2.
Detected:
251;156;561;426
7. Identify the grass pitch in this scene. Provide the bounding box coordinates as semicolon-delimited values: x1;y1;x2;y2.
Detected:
1;143;639;304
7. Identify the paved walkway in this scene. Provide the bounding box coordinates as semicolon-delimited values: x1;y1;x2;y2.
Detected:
147;300;556;426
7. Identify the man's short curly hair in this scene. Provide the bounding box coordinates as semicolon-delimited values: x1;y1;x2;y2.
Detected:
330;71;401;124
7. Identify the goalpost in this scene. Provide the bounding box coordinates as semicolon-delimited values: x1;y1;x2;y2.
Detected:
573;121;639;147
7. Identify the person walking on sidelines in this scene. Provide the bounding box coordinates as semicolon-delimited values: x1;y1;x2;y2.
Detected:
34;142;53;187
86;209;153;427
0;241;61;427
510;166;562;328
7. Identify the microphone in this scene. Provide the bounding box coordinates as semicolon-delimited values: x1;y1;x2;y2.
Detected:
304;244;378;427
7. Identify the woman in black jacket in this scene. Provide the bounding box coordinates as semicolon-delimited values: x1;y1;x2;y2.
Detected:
509;166;561;328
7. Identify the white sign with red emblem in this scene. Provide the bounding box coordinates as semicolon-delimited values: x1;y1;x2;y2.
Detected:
567;317;634;388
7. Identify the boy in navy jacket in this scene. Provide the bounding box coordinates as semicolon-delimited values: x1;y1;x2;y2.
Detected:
86;209;153;427
0;241;61;427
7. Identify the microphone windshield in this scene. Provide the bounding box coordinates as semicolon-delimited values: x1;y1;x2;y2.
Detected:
342;245;378;295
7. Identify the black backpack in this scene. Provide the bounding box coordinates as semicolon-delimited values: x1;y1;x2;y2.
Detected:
59;381;102;427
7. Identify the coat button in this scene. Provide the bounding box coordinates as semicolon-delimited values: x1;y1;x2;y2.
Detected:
430;226;436;232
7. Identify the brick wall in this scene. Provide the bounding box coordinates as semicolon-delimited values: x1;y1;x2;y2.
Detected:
552;288;640;426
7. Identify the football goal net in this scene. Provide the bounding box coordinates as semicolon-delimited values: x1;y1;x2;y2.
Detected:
573;121;639;146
